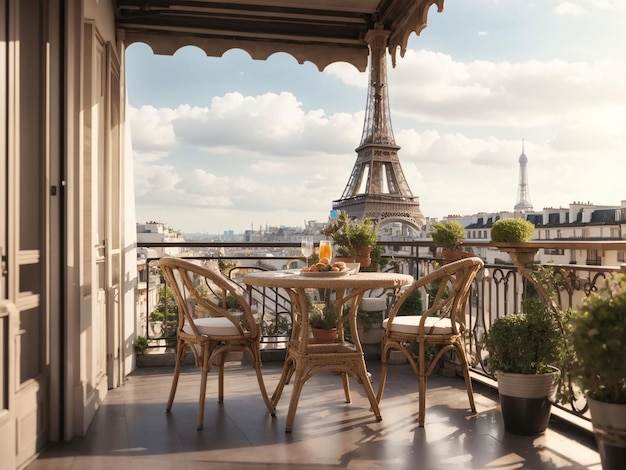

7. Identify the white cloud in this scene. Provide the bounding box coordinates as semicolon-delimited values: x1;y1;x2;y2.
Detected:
388;50;626;127
131;44;626;232
554;0;625;16
167;92;360;157
324;62;368;88
129;105;177;150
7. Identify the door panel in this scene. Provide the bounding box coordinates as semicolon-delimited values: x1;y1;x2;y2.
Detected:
81;23;109;428
106;44;122;388
0;302;16;470
0;0;16;466
12;0;50;465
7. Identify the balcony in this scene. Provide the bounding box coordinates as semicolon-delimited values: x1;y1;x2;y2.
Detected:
28;238;621;469
27;360;600;469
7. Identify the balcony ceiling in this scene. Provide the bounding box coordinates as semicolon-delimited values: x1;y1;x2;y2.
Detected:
115;0;445;71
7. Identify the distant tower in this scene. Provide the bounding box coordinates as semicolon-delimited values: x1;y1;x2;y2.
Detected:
332;29;425;231
514;140;533;212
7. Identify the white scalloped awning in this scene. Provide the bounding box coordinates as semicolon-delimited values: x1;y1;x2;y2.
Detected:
116;0;445;71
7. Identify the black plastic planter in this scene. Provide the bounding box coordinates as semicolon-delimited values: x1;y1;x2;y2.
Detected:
499;394;553;435
496;369;559;436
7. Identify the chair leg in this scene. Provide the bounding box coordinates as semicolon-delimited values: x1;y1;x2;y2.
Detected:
166;340;185;412
197;349;210;430
272;354;293;408
217;353;225;403
249;347;276;416
418;342;427;427
376;342;390;403
342;372;352;403
285;366;306;433
455;343;476;412
355;358;381;422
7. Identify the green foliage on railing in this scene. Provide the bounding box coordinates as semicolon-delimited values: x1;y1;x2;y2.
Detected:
483;299;562;374
134;336;149;354
150;284;178;347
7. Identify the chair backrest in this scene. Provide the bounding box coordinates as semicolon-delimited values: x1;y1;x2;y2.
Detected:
387;257;484;334
158;256;259;338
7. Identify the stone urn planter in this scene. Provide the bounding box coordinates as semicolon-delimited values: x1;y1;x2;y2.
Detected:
491;242;539;267
356;318;383;344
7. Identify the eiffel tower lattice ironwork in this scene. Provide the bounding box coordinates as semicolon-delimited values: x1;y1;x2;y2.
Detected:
332;29;425;232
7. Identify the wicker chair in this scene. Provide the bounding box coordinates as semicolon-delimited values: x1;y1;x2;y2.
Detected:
376;257;484;426
158;256;275;429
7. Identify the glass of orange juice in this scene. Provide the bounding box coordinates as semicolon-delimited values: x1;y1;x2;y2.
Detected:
318;240;332;261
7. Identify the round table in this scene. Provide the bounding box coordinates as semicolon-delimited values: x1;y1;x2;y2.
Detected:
243;269;413;432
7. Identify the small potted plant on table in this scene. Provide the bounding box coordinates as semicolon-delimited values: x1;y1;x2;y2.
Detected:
322;210;378;268
569;272;626;470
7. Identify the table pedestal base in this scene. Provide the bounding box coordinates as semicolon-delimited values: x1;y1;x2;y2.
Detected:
271;339;382;432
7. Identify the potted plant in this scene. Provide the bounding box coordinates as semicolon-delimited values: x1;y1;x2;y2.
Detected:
429;220;469;263
490;218;536;266
482;296;571;435
491;218;535;243
309;305;339;343
570;272;626;469
133;336;149;355
150;283;179;348
322;210;378;268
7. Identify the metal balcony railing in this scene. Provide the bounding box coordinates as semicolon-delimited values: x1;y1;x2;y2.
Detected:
136;239;626;430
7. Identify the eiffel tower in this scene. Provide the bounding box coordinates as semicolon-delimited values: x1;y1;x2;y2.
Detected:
332;29;425;232
514;140;533;212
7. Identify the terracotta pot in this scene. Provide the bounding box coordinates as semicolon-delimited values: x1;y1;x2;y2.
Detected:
311;327;337;343
336;246;372;268
441;249;472;264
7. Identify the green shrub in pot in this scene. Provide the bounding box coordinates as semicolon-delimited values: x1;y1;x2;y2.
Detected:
309;305;339;330
483;299;563;375
490;218;535;242
482;291;573;435
429;220;465;251
321;210;379;271
321;210;378;259
570;273;626;405
569;272;626;469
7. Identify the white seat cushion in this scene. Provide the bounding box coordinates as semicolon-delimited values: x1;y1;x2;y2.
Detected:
183;317;239;336
383;316;458;335
360;297;387;312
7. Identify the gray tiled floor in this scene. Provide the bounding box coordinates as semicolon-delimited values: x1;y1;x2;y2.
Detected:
27;360;601;469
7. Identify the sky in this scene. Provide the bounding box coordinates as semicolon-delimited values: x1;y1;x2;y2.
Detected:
126;0;626;235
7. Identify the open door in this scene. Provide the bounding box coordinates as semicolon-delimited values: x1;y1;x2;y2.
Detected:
0;2;18;467
0;0;58;466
